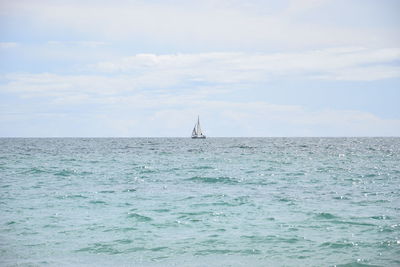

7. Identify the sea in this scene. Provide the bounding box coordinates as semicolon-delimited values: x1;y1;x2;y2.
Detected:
0;137;399;267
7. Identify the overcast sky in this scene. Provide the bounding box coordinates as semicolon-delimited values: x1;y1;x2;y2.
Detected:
0;0;399;137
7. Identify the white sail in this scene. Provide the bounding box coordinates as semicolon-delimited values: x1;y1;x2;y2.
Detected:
196;117;202;136
191;116;206;138
192;125;197;136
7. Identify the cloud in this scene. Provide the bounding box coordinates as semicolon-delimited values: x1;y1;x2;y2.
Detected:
2;0;399;49
1;47;399;105
1;68;399;137
0;42;19;49
1;0;399;137
92;47;400;82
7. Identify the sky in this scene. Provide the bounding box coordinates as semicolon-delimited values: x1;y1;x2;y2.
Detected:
0;0;399;137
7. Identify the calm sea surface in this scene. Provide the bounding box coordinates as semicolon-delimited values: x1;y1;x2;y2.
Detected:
0;138;399;266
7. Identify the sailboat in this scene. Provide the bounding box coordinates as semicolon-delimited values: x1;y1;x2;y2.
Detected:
191;116;206;139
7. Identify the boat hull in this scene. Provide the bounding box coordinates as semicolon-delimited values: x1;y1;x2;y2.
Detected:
191;136;206;139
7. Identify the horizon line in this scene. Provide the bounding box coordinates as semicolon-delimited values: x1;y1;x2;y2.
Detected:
1;136;399;138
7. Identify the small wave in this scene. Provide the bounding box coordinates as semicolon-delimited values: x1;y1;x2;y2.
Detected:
187;148;203;152
241;235;273;242
22;167;46;174
275;236;301;244
331;220;376;227
233;196;250;205
75;243;122;255
194;165;213;170
54;169;76;176
180;196;195;200
153;208;170;213
212;201;239;207
241;235;301;244
43;224;61;229
123;188;137;192
371;215;391;220
139;169;156;174
178;211;210;216
333;196;351;200
190;201;239;207
230;144;256;149
165;167;180;172
363;173;378;178
335;261;383;267
320;241;355;248
240;249;262;255
285;172;305;176
89;200;107;205
150;246;168;252
124;247;147;253
54;169;92;177
60;158;77;162
238;145;256;149
195;248;261;256
56;194;88;199
114;239;133;244
121;145;136;150
378;224;398;233
99;190;115;194
186;176;239;184
315;212;338;220
352;200;389;206
195;249;234;255
127;213;152;222
103;227;136;233
378;239;400;248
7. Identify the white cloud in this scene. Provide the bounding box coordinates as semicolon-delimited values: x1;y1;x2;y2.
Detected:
92;48;400;82
1;47;399;106
0;42;19;49
2;0;399;49
1;1;399;137
1;69;399;136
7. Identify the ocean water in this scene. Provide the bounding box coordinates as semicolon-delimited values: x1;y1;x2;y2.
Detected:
0;138;399;267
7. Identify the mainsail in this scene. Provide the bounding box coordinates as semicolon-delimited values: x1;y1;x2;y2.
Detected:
196;117;202;135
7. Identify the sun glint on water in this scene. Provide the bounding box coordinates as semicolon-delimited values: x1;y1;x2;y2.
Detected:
0;138;399;266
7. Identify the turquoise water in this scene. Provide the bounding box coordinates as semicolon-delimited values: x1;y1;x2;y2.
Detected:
0;138;399;266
